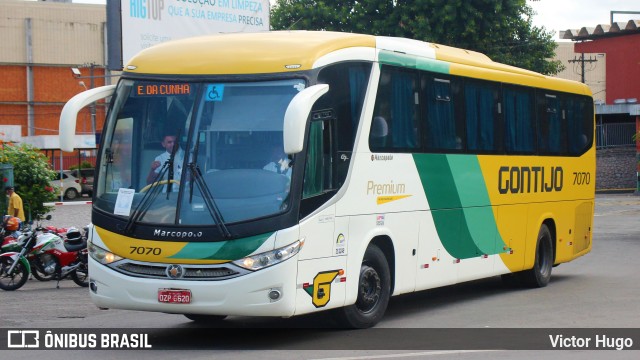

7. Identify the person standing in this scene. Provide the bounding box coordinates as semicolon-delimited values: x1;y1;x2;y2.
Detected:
5;186;25;222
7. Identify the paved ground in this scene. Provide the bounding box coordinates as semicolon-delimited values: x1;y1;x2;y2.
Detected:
1;194;637;359
40;202;91;230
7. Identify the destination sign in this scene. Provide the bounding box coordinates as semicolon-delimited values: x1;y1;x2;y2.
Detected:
135;83;191;96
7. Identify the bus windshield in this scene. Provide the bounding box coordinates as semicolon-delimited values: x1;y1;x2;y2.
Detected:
96;78;306;226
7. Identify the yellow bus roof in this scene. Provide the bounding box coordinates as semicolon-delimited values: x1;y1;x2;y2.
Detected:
124;30;591;96
126;31;376;75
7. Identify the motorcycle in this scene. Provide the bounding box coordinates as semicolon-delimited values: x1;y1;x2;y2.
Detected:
1;217;59;282
0;221;88;291
0;216;23;254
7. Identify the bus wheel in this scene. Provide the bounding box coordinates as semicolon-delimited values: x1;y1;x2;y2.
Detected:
519;224;553;288
183;314;227;323
336;244;390;329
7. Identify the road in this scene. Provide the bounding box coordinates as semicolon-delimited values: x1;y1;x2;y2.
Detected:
1;194;639;359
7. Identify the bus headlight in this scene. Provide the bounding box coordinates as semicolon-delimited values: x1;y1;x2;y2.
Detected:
89;242;123;265
233;240;303;271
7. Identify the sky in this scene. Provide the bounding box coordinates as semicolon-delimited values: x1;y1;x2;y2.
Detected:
70;0;640;40
528;0;640;37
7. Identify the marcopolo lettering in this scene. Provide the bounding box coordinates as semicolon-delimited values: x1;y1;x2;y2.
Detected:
153;229;204;238
498;166;563;194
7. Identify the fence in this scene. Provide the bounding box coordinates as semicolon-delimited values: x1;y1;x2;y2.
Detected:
596;122;636;149
50;156;97;171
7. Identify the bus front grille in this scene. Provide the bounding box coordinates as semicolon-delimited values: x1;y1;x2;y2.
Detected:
112;260;247;281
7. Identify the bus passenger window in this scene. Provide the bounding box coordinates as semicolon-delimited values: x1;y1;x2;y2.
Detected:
423;76;464;152
465;81;499;152
537;93;566;155
566;95;594;155
369;66;419;152
504;86;535;154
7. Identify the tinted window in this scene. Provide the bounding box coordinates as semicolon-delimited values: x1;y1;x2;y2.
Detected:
423;75;464;151
537;92;566;155
465;80;500;152
504;86;535;153
369;66;419;152
566;95;594;155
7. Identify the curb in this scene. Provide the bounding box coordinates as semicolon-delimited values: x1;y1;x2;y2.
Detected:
44;201;92;206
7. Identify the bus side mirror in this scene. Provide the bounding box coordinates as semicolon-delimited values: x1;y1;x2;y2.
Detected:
283;84;329;155
59;85;116;152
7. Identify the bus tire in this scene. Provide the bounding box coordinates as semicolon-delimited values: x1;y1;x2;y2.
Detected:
183;314;227;323
335;244;390;329
519;224;553;288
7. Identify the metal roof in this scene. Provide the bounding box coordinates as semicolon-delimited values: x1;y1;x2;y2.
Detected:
561;19;640;40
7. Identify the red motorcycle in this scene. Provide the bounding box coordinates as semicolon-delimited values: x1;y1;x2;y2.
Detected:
0;221;88;291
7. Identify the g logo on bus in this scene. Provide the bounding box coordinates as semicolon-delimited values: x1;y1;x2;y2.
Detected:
304;270;340;308
166;264;184;279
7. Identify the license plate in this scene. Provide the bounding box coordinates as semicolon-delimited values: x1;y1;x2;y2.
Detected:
158;289;191;304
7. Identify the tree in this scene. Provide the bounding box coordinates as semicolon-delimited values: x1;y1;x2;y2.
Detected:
271;0;564;75
0;143;57;221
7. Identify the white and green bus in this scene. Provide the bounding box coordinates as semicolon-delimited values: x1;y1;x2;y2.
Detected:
60;31;595;328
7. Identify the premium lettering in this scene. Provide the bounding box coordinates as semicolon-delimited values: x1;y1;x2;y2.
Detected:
367;181;405;195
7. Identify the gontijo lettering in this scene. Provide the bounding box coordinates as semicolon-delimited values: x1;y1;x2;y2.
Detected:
498;166;563;194
136;84;191;96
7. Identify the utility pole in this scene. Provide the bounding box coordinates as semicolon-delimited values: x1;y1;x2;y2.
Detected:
568;53;598;83
89;63;96;135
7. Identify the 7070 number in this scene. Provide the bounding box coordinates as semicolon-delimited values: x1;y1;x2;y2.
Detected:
573;172;591;185
129;246;162;255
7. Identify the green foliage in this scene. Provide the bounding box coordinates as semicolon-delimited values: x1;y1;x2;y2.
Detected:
271;0;564;75
70;161;94;170
0;144;57;220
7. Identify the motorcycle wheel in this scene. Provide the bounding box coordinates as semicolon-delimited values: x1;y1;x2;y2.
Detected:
71;264;89;287
31;266;55;281
0;257;29;291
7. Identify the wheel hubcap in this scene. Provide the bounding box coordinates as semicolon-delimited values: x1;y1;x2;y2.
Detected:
356;266;381;313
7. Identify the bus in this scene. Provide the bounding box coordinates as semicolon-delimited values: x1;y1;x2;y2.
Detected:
59;31;595;328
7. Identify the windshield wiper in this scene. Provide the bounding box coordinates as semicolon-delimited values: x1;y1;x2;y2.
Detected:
124;136;180;234
166;134;180;196
188;133;201;204
187;162;232;239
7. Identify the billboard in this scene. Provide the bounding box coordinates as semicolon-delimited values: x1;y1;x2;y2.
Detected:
108;0;270;70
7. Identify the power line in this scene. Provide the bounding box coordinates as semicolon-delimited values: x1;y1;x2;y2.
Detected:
568;54;598;83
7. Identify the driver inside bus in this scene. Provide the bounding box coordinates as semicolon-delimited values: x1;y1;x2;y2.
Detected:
263;145;292;178
146;133;185;191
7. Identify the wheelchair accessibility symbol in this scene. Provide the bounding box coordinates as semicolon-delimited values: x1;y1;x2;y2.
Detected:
205;84;224;101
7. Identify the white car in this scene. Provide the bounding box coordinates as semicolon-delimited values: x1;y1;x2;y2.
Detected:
50;170;83;200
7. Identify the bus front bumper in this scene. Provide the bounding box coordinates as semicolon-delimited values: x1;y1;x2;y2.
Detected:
88;256;298;317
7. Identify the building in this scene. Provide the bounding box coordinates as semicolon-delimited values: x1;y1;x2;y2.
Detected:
560;19;640;192
0;0;110;169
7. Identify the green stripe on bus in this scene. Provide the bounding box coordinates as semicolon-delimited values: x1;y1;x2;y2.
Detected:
448;155;504;255
378;51;450;74
167;232;274;261
413;154;506;258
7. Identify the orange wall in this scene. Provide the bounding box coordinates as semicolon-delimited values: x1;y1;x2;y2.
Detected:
0;64;107;137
